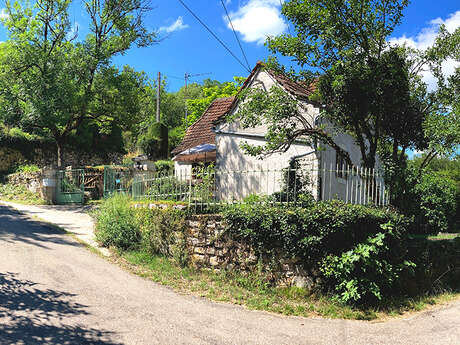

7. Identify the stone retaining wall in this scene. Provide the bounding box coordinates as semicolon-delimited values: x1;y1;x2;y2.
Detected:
134;203;316;289
7;171;43;194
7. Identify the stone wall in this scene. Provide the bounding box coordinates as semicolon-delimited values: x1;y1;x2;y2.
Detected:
134;203;316;289
6;171;43;194
185;215;314;288
0;141;123;172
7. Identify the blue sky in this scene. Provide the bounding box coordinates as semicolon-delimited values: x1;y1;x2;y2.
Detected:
0;0;459;92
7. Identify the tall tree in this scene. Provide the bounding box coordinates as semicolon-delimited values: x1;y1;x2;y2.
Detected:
231;0;437;169
185;77;243;127
0;0;156;167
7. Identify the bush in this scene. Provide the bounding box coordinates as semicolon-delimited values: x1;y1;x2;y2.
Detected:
94;194;140;250
154;160;174;174
321;222;415;305
406;237;460;294
0;183;46;204
390;167;457;234
14;164;40;174
137;123;168;160
223;200;409;263
136;207;188;266
413;173;457;234
223;201;412;304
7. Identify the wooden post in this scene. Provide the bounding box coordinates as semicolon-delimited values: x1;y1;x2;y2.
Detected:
156;72;161;123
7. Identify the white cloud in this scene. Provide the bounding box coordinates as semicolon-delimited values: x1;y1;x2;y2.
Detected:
0;8;9;20
225;0;287;45
389;11;460;90
159;16;189;33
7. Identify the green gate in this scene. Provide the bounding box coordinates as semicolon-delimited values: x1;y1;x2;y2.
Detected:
103;166;132;198
56;169;85;204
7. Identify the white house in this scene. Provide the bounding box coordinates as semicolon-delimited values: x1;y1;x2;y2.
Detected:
172;62;385;204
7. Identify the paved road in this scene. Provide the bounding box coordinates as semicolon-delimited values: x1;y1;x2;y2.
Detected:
0;204;459;345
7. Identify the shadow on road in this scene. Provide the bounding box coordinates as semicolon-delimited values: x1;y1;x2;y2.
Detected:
0;272;122;345
0;205;82;249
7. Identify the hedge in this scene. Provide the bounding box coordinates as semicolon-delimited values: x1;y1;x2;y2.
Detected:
223;201;412;304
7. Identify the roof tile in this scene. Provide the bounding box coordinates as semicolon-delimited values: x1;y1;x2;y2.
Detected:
171;97;235;155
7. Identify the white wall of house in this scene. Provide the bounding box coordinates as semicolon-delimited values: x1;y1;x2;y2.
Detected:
215;133;317;200
174;161;192;180
214;68;385;203
215;69;319;200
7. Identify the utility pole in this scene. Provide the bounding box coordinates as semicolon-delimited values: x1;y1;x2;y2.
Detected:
184;72;212;128
156;72;161;123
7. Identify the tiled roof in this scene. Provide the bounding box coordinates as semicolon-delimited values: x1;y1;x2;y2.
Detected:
172;63;317;156
171;97;235;155
213;62;317;126
268;70;317;100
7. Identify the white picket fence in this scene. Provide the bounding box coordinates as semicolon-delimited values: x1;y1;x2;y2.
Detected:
132;164;388;208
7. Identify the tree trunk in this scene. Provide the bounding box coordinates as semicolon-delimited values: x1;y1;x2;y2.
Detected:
56;140;64;168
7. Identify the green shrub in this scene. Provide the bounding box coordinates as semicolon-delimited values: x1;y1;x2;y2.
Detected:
321;222;415;305
0;183;46;204
223;200;409;263
137;123;168;160
14;164;40;174
406;237;460;294
391;168;457;234
94;194;140;250
223;201;411;304
154;160;174;174
413;173;457;234
136;207;188;266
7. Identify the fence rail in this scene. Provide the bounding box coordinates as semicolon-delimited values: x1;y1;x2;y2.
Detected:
131;164;388;209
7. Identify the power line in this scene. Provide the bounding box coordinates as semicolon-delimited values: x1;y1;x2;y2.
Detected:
177;0;251;73
220;0;251;71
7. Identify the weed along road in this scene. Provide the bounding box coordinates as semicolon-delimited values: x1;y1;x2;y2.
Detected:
0;204;459;345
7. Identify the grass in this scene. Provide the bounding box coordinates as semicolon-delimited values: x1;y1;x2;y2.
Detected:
0;183;47;205
113;249;460;321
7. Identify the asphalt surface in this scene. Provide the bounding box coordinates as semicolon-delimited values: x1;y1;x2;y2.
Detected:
0;204;459;345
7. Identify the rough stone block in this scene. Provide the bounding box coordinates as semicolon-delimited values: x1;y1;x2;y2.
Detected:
292;275;314;291
187;221;200;228
209;256;219;267
194;247;206;254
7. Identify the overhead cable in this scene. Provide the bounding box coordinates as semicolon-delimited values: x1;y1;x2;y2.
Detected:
220;0;251;71
177;0;251;73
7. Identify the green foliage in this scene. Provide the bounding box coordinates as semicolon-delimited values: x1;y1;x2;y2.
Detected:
94;194;140;250
0;183;46;205
0;0;156;166
319;47;428;168
321;222;415;305
154;160;174;174
223;201;411;304
224;200;408;261
186;77;241;127
14;164;40;174
168;126;186;153
392;165;457;234
413;173;457;233
407;237;460;294
135;207;188;266
137;123;169;160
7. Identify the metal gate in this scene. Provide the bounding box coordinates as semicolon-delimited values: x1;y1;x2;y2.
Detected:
103;166;133;198
56;169;85;204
